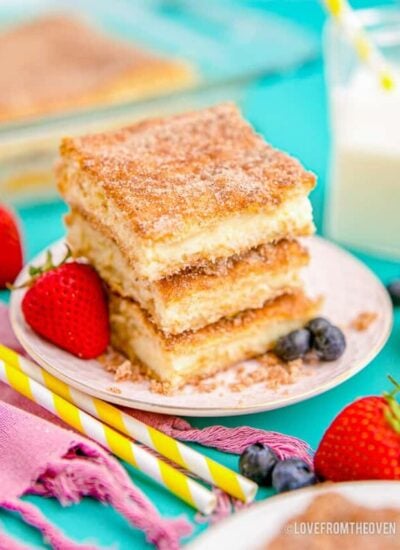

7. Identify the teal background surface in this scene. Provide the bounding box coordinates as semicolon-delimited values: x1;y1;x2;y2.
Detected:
1;1;399;548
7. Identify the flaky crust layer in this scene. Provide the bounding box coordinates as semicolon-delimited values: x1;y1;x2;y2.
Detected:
66;207;309;296
66;208;310;333
110;290;320;353
109;290;321;388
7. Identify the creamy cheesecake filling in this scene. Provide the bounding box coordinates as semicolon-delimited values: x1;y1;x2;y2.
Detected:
109;292;320;389
61;165;314;281
66;210;309;334
152;272;304;335
113;319;306;377
142;196;314;279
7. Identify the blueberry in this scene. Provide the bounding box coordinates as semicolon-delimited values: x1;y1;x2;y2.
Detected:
313;324;346;361
306;317;332;336
239;443;278;485
272;459;318;493
387;280;400;306
274;329;311;362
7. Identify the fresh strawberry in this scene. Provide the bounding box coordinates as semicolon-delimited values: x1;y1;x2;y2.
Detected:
314;380;400;481
20;249;109;359
0;204;23;288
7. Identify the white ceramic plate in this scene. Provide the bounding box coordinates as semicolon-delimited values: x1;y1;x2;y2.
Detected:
10;236;392;416
188;481;400;550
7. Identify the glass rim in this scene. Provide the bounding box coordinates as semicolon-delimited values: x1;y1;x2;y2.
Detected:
324;5;400;49
324;5;400;32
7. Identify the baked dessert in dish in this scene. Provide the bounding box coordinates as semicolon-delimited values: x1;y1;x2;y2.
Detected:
0;15;195;123
58;103;315;281
58;103;318;391
267;492;400;549
110;291;319;390
66;209;310;334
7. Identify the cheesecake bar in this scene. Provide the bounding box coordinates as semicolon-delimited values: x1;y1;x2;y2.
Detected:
0;15;195;123
109;291;320;390
66;209;309;334
58;103;316;281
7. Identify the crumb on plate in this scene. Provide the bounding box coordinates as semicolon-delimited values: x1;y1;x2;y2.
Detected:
114;360;134;381
350;311;378;331
99;347;306;395
229;353;304;392
107;386;122;394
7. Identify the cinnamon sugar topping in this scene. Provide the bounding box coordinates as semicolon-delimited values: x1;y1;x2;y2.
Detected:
61;104;316;240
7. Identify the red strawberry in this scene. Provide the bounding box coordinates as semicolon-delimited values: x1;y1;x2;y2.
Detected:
21;250;109;359
314;384;400;481
0;204;23;288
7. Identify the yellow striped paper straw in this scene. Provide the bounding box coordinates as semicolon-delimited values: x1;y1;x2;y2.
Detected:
324;0;396;90
0;344;257;504
0;357;216;515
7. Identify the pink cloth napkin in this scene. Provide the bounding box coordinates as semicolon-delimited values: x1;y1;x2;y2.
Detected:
0;303;191;549
0;302;313;548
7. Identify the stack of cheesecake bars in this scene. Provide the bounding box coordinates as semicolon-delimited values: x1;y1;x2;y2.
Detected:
58;104;319;392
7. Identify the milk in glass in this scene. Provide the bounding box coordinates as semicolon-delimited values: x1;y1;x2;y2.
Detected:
325;8;400;258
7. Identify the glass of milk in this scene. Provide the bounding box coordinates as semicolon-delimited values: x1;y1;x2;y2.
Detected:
324;7;400;259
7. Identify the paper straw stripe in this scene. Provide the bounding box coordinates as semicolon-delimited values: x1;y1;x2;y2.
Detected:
42;369;71;400
52;393;84;433
129;419;154;448
0;359;216;514
94;398;127;435
179;445;211;481
71;387;97;417
154;430;249;502
31;377;57;414
0;345;257;504
354;34;371;61
323;0;396;90
102;423;137;466
326;0;344;17
148;427;185;468
4;361;33;400
80;410;107;447
208;460;246;501
380;71;394;91
0;344;18;366
158;460;196;509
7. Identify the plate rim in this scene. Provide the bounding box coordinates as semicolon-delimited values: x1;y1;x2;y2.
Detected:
187;480;400;549
10;236;393;416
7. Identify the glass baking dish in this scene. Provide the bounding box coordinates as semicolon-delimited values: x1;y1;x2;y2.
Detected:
0;0;319;204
